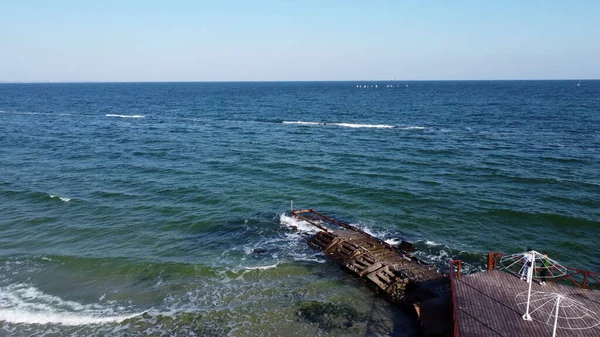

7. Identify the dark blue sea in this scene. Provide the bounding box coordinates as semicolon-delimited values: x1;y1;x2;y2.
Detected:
1;81;599;336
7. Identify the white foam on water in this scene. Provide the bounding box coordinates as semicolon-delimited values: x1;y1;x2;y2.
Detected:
332;123;394;129
384;238;401;246
425;240;438;246
105;114;145;119
49;194;71;202
243;263;279;271
398;126;427;130
282;121;320;125
292;256;326;264
356;224;376;236
279;213;323;234
282;121;395;128
0;283;142;326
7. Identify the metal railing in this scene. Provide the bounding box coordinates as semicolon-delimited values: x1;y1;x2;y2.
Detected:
487;252;600;290
449;259;462;337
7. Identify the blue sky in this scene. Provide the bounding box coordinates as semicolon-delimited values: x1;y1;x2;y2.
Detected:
1;1;598;82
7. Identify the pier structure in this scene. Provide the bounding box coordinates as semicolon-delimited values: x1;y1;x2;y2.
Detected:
291;208;600;337
449;253;600;337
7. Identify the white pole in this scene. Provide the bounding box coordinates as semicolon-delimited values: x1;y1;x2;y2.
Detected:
290;200;294;212
523;252;535;321
552;295;561;337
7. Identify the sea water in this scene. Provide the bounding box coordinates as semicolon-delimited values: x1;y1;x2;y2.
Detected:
1;81;598;336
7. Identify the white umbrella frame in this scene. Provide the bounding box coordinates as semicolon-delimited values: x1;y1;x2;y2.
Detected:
516;291;600;337
499;250;569;321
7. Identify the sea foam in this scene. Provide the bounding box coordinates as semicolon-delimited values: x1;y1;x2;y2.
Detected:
398;126;428;130
105;114;145;119
0;283;142;326
279;213;323;234
49;194;71;202
244;263;279;271
282;121;394;128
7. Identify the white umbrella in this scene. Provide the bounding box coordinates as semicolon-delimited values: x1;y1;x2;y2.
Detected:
499;250;568;320
516;291;600;337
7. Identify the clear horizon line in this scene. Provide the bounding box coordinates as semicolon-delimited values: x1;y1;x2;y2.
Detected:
0;78;596;84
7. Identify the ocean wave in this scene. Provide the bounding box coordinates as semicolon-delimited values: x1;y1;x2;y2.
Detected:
106;114;145;119
279;213;323;234
0;283;142;326
282;121;395;129
384;238;401;246
282;121;321;126
2;111;45;115
280;212;485;275
292;256;327;264
244;263;279;271
398;126;428;130
334;123;395;129
49;194;71;202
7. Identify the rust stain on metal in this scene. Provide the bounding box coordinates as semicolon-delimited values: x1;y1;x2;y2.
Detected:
291;209;450;305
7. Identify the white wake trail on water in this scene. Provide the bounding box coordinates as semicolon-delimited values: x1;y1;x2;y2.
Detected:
0;283;143;326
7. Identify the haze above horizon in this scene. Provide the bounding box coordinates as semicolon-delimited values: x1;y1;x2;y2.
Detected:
1;1;599;82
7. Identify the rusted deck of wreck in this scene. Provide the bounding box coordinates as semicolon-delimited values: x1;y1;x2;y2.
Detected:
310;228;449;302
452;269;600;337
292;209;449;304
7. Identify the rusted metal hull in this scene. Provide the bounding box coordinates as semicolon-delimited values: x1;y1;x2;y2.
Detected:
291;209;450;305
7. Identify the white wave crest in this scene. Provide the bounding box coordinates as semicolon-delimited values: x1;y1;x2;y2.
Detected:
282;121;320;126
244;263;279;271
49;194;71;202
398;126;427;130
105;114;145;119
0;283;142;326
334;123;394;129
279;213;323;234
292;256;326;264
282;121;394;128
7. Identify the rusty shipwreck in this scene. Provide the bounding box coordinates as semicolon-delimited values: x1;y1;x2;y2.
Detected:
291;208;454;336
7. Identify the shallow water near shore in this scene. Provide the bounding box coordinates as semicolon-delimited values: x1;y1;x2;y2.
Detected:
1;81;599;336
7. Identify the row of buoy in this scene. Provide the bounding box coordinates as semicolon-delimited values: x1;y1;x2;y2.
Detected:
356;84;409;88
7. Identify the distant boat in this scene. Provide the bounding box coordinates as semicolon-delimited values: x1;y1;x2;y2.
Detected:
577;80;581;87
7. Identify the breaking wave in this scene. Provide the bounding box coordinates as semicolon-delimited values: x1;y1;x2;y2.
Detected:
282;121;395;128
279;213;323;235
49;194;71;202
279;213;485;274
398;126;428;130
244;263;279;271
0;283;143;326
105;114;145;119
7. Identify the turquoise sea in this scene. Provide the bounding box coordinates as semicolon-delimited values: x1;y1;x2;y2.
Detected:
1;81;599;336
